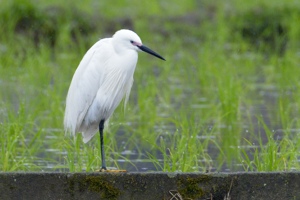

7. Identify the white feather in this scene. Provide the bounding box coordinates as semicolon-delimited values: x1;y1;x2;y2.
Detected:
64;30;138;143
64;29;164;143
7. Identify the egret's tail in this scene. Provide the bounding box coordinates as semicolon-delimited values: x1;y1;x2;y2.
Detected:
82;119;110;143
81;128;98;143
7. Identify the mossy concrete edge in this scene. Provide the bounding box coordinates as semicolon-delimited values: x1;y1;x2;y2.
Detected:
0;172;299;200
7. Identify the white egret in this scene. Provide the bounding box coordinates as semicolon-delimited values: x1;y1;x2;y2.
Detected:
64;29;165;171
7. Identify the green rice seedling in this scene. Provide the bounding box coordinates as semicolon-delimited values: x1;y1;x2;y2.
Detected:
0;103;42;171
147;110;214;172
241;116;299;171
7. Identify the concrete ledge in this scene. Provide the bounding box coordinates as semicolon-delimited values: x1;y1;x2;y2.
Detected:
0;172;299;200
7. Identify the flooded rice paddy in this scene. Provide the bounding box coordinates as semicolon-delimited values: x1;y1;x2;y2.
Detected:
1;0;300;172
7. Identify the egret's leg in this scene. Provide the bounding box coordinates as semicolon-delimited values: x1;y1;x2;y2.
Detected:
99;119;107;170
98;119;126;173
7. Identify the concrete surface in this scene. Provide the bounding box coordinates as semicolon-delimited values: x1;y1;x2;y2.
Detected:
0;172;299;200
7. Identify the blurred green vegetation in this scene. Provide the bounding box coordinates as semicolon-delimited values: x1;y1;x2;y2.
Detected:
1;0;300;172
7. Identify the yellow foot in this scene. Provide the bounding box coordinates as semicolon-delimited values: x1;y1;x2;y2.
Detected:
95;168;127;172
103;169;127;172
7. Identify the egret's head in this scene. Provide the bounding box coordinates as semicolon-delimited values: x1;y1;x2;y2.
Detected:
113;29;142;51
112;29;165;61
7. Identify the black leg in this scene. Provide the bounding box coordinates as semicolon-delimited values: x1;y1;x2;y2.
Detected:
99;119;106;170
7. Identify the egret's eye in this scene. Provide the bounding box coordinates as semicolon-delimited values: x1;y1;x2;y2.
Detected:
130;40;134;44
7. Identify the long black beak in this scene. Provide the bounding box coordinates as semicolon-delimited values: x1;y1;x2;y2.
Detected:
138;45;166;61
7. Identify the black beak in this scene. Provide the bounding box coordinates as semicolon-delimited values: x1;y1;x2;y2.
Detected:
138;45;166;61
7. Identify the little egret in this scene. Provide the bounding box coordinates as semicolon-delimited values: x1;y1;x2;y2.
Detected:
64;29;165;171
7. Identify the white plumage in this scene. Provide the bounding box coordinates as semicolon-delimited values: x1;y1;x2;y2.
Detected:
64;29;165;170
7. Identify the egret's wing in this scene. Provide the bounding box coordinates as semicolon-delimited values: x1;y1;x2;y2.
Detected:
64;38;112;136
76;49;137;144
124;77;133;110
